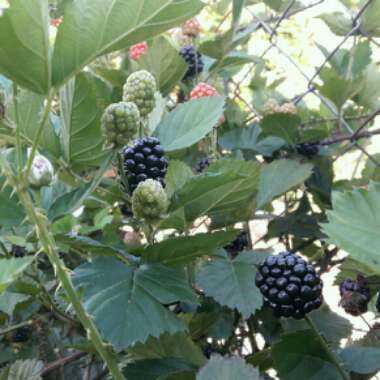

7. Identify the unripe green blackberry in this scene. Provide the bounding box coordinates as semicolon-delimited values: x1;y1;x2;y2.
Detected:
132;179;168;222
123;70;157;118
101;102;140;149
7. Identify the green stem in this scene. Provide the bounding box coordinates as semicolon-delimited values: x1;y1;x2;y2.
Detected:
0;320;34;335
17;191;125;380
24;91;55;178
305;315;350;380
12;84;22;174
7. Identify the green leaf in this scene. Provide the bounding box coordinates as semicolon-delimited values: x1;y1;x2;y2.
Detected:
139;36;187;96
0;0;50;94
233;0;246;26
340;346;380;374
0;257;34;294
11;89;60;157
322;182;380;275
257;159;313;209
318;68;364;109
156;97;225;152
281;304;353;347
197;355;259;380
196;251;263;319
59;72;110;169
354;64;380;110
360;0;380;37
0;291;29;316
272;330;345;380
0;177;25;230
219;125;285;155
52;0;204;86
124;358;196;380
260;113;301;145
165;161;194;199
72;257;197;350
141;231;239;266
318;13;353;36
130;332;206;367
7;359;43;380
162;160;260;229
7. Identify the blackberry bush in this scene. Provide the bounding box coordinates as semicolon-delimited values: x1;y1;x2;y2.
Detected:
101;102;140;149
179;45;204;80
123;70;157;118
256;252;323;319
123;137;168;193
339;276;371;316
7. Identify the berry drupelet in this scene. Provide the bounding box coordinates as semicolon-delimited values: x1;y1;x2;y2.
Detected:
256;252;323;319
296;142;320;158
224;230;249;258
179;45;204;80
339;276;370;316
123;137;168;193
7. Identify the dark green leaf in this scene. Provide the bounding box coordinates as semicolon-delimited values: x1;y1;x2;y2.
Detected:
260;113;301;145
72;257;197;350
52;0;204;86
0;0;50;94
141;231;238;266
196;251;263;319
156;97;225;152
0;257;34;293
340;346;380;374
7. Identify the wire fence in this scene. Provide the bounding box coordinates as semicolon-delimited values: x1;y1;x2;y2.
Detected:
228;0;380;166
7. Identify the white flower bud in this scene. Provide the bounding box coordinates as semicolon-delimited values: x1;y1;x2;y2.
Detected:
28;154;54;189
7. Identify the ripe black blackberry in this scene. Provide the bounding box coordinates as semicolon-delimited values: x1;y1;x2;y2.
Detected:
224;230;249;258
296;142;320;158
12;245;26;257
195;158;210;173
255;252;323;319
179;45;204;80
123;137;168;193
12;327;30;343
339;276;370;316
119;203;133;218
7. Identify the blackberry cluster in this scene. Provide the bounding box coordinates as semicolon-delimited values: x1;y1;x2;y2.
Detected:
296;142;320;158
339;276;370;316
123;137;168;193
12;327;30;343
256;252;323;319
224;230;249;258
179;45;204;80
195;158;210;173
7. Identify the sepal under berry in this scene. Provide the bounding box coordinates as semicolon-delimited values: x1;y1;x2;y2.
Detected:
28;154;54;189
101;102;140;149
256;252;323;319
132;179;169;222
123;70;157;118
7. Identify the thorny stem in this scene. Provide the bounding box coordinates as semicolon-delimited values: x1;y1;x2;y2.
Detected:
12;84;22;174
305;315;350;380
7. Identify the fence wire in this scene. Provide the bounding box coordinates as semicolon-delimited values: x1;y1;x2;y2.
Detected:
228;0;380;166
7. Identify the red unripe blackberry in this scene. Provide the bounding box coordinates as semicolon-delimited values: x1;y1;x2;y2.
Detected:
182;18;202;37
256;252;323;319
123;137;168;193
190;83;218;99
179;46;204;80
129;42;148;61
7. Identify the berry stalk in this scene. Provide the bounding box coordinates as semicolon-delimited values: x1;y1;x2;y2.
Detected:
305;315;350;380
